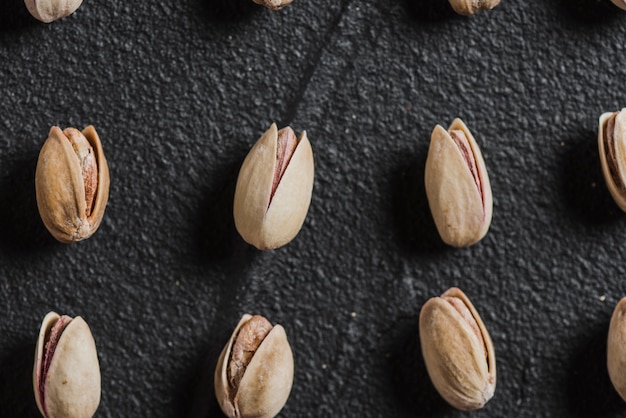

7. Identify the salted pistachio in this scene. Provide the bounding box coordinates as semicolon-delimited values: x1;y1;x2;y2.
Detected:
233;123;314;250
35;126;110;243
33;312;101;418
215;314;294;418
448;0;500;15
424;118;492;248
24;0;83;22
252;0;293;10
419;287;496;411
611;0;626;10
598;109;626;211
608;297;626;401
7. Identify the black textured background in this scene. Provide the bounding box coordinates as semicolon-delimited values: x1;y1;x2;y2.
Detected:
1;0;626;417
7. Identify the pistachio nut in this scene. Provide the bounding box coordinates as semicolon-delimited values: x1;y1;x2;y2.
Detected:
598;109;626;211
448;0;500;15
608;297;626;401
252;0;293;10
424;118;493;248
33;312;101;418
35;126;110;243
233;123;314;250
215;314;294;418
611;0;626;10
419;287;496;411
24;0;83;22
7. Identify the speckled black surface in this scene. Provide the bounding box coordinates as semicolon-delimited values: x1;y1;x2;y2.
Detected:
1;0;626;417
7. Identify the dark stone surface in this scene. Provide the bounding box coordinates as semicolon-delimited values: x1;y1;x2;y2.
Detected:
1;0;626;417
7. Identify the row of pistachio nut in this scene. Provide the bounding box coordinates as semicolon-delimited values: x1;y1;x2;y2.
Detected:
32;311;293;418
24;0;293;23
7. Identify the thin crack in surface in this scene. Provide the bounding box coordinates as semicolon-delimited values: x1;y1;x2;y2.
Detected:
279;0;354;127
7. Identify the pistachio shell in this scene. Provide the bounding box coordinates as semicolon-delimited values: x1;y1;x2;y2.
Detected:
419;287;496;411
598;110;626;211
608;297;626;401
35;126;110;243
33;312;101;418
424;118;493;247
233;123;314;250
611;0;626;10
24;0;84;23
215;314;294;418
448;0;500;15
252;0;293;10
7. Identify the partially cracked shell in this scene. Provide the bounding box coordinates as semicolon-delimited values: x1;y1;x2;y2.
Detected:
24;0;84;23
608;297;626;401
448;0;500;15
252;0;293;10
35;126;110;243
599;110;626;211
233;123;314;250
214;314;294;418
33;312;101;418
419;287;496;411
425;118;493;248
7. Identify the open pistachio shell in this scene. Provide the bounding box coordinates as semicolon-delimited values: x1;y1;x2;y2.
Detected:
599;110;626;211
608;297;626;401
24;0;84;23
419;287;496;411
233;123;314;250
448;0;500;15
35;126;110;243
425;118;493;247
252;0;293;10
33;312;101;418
215;314;294;418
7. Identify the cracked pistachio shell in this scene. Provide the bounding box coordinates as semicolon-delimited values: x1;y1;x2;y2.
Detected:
24;0;83;22
35;126;110;243
599;110;626;211
608;297;626;401
611;0;626;10
215;314;294;418
419;287;496;411
252;0;293;10
33;312;101;418
233;123;314;250
425;118;492;248
448;0;500;15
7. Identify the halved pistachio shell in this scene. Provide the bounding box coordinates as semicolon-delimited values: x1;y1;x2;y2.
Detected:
448;0;500;15
611;0;626;10
425;118;493;248
252;0;293;10
215;314;294;418
24;0;84;23
35;126;110;243
33;312;101;418
233;123;314;250
419;287;496;411
599;110;626;211
608;297;626;401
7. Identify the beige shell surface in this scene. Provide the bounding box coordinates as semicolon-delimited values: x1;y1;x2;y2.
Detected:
33;312;101;418
598;110;626;212
24;0;84;23
252;0;293;10
233;124;314;250
608;297;626;401
425;118;492;248
448;0;500;15
419;287;496;411
611;0;626;10
215;314;294;418
35;126;110;243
